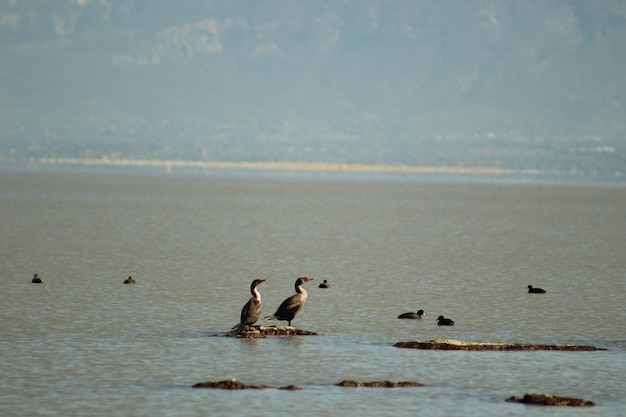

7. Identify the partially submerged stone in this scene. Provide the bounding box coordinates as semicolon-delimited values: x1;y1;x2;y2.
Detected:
278;385;302;391
192;378;420;390
394;339;605;351
225;325;318;338
336;380;423;388
192;378;301;391
506;393;595;406
192;378;268;390
224;327;266;338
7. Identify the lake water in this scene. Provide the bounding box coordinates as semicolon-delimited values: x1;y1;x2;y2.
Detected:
1;169;625;416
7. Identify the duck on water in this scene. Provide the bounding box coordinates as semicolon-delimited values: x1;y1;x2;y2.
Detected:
398;309;425;319
234;279;265;330
437;316;455;326
265;277;313;326
528;285;546;293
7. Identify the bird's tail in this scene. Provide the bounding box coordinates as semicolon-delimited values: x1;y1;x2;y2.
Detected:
264;315;276;321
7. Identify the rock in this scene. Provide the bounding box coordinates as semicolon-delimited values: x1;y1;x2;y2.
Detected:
255;325;318;336
394;339;605;351
192;378;269;390
506;393;595;406
192;378;302;391
225;327;266;338
224;325;318;338
192;378;422;391
335;380;423;388
278;385;302;391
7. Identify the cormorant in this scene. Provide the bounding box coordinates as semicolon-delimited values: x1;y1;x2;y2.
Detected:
398;309;425;319
437;316;455;326
264;277;313;326
124;276;136;284
31;273;43;284
528;285;546;293
237;279;266;330
318;279;330;289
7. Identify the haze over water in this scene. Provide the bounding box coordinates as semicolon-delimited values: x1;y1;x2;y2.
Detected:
1;169;625;416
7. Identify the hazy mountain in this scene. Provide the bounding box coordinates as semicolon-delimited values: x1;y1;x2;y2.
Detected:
1;0;625;176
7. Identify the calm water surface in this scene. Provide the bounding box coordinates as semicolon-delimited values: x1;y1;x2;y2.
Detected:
1;170;625;416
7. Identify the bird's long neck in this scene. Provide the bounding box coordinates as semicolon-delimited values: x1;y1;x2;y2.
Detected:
295;283;308;300
251;286;261;302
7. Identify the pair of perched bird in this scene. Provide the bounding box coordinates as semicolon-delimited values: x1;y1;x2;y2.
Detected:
237;277;313;330
397;309;455;326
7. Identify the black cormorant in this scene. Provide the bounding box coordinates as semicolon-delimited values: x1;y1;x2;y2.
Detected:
237;279;265;330
264;277;313;326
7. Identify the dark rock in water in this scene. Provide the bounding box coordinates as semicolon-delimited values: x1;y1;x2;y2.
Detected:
279;385;302;391
506;393;595;406
225;325;318;338
336;380;423;388
256;325;318;336
193;378;421;391
192;378;269;390
225;327;267;339
192;378;302;391
394;339;606;351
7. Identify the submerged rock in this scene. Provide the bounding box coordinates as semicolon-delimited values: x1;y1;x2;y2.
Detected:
192;378;420;390
192;378;301;391
394;339;605;351
224;327;266;339
192;378;268;390
336;380;423;388
225;325;318;338
506;393;595;406
278;385;302;391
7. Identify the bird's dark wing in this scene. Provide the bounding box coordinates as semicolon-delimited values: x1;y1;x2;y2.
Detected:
274;294;303;320
241;297;262;325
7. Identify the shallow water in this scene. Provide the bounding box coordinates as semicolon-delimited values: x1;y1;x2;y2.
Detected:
1;170;625;416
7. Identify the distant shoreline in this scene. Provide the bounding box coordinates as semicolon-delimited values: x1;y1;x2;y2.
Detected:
33;157;543;176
